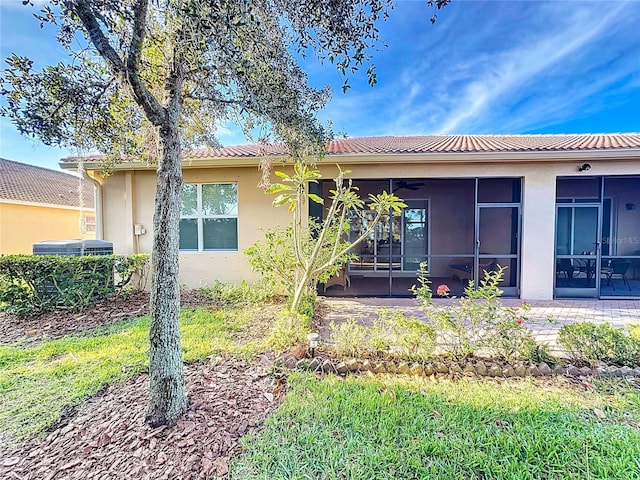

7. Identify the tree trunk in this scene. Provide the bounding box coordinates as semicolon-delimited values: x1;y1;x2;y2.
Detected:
146;121;188;427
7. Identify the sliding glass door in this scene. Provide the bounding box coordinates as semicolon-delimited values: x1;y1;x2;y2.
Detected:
555;175;640;298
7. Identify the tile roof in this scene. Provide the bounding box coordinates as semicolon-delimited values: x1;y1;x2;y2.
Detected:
0;158;95;208
187;133;640;158
61;133;640;164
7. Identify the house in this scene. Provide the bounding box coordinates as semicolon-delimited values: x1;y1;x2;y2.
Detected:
0;158;95;254
59;134;640;300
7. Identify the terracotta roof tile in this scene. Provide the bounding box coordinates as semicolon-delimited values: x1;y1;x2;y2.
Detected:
0;158;95;208
62;133;640;164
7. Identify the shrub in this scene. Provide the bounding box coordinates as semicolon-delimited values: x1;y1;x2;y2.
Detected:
412;262;537;360
330;308;436;361
0;254;148;315
266;310;311;353
558;322;640;366
198;280;278;308
330;318;368;357
291;292;317;318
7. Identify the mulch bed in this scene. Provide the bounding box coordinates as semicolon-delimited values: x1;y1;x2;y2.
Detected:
0;290;222;346
0;356;284;480
0;291;151;345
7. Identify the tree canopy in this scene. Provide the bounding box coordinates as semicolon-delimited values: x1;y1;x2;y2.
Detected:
1;0;450;427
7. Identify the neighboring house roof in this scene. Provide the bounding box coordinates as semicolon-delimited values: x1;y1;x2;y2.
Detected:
60;133;640;167
0;158;95;208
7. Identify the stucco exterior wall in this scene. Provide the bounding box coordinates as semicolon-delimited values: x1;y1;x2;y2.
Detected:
96;157;639;298
0;202;95;254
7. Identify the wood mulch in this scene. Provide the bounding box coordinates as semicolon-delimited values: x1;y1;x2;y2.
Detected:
0;291;151;345
0;356;285;480
0;291;289;479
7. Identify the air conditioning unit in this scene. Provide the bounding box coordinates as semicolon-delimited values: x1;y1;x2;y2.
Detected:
32;239;113;256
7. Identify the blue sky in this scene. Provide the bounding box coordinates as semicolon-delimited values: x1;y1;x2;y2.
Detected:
1;0;639;171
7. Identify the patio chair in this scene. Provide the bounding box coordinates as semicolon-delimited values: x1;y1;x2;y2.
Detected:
556;259;576;286
602;260;632;291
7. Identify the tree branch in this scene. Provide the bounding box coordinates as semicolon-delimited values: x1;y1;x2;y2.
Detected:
67;0;166;126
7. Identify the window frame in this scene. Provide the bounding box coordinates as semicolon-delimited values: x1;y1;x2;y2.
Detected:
179;182;238;252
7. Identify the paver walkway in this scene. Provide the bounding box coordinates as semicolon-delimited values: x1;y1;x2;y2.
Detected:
319;297;640;354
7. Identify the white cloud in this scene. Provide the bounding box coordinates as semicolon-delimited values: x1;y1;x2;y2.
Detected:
434;2;634;133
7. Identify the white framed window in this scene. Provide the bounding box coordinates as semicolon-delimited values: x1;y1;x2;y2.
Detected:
81;214;96;234
179;183;238;251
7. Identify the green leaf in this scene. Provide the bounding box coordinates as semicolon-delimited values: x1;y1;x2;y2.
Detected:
272;194;292;207
308;194;324;205
265;183;292;195
274;171;290;180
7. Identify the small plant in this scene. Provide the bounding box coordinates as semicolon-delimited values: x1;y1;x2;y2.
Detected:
558;322;640;366
198;280;277;308
412;262;537;360
330;318;368;357
385;309;436;361
329;308;435;361
265;310;312;353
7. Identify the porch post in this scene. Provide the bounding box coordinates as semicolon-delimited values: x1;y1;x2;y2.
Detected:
520;169;557;300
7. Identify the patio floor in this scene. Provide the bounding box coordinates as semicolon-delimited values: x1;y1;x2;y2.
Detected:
318;296;640;356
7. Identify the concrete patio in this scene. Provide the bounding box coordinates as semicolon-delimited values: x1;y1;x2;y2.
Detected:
318;297;640;355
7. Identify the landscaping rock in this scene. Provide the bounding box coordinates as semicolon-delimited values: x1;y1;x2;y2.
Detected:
449;363;463;374
618;366;633;378
345;359;360;372
423;363;435;376
633;368;640;378
527;365;542;377
514;364;527;377
373;363;387;374
566;365;581;377
463;363;477;376
579;366;593;377
361;360;373;372
385;362;398;374
487;365;503;377
410;363;424;376
434;362;449;374
321;360;335;373
538;362;553;377
475;362;488;376
397;362;411;375
538;362;552;376
274;355;287;367
609;366;623;377
284;356;298;369
552;365;566;376
296;359;310;370
502;366;515;378
309;357;322;372
334;362;348;375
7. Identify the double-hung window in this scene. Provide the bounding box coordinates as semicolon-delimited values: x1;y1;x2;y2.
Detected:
179;183;238;251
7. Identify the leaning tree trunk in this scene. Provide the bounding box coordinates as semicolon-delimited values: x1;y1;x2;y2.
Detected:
146;120;188;427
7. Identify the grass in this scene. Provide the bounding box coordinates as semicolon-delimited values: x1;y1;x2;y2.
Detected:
0;306;265;446
232;373;640;480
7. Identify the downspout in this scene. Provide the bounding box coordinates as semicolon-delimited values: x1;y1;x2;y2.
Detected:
81;170;104;240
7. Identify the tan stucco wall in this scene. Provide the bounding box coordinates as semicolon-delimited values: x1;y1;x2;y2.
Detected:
0;202;95;254
100;167;291;288
96;157;639;298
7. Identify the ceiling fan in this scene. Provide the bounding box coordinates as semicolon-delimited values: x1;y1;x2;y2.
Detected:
392;180;426;193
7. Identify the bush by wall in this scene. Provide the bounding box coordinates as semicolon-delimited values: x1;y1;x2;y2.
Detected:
558;322;640;367
0;254;148;315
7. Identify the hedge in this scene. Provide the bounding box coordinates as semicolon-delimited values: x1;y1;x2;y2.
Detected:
0;254;148;315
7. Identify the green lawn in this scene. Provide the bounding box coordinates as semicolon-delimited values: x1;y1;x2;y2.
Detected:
0;307;263;445
233;373;640;480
